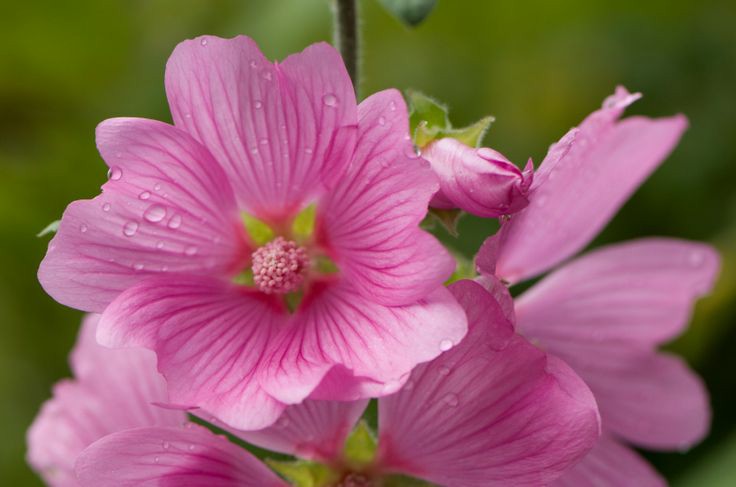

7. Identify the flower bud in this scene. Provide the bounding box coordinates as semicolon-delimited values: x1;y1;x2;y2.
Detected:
422;137;533;218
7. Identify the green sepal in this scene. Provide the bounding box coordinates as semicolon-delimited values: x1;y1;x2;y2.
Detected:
37;220;60;237
266;459;336;487
314;255;339;275
377;0;438;27
428;208;464;237
241;213;274;246
284;291;303;313
445;251;477;285
443;116;494;148
407;90;450;137
342;420;377;467
232;269;254;286
292;204;317;241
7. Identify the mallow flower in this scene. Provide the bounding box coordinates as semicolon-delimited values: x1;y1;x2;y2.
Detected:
38;36;467;430
476;87;720;485
53;281;599;487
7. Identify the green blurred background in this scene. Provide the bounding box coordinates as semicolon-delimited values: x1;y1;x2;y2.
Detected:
1;0;734;484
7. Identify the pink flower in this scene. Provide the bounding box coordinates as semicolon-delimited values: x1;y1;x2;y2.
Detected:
72;280;600;487
27;315;287;487
476;87;720;485
38;36;467;430
423;138;533;218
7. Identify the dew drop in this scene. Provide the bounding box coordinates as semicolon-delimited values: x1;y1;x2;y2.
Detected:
79;224;88;233
389;100;397;111
404;147;420;159
184;113;192;119
156;241;165;249
154;456;160;463
144;204;167;223
254;100;263;109
378;116;386;126
184;246;198;256
167;214;182;229
107;166;123;181
122;221;139;237
305;147;313;155
250;147;259;154
438;365;451;376
161;265;169;272
262;71;273;81
162;441;170;450
133;263;144;271
102;202;111;212
322;93;338;107
200;37;208;46
439;339;453;352
188;444;196;451
249;60;258;69
139;191;151;200
277;416;290;428
689;251;705;266
442;393;459;407
154;183;162;192
260;138;269;145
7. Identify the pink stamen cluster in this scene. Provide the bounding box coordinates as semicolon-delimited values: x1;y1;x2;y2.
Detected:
251;236;309;294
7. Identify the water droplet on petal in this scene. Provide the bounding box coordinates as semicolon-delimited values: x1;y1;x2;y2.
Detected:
167;214;182;229
133;263;144;271
154;183;162;192
107;166;123;181
378;116;386;126
123;221;138;237
405;146;420;160
188;444;196;451
184;246;198;256
439;339;453;352
200;37;208;46
689;251;705;266
156;241;165;249
102;202;111;212
139;191;151;200
79;224;88;233
262;71;273;81
277;416;290;428
322;93;338;107
249;60;258;69
162;441;170;450
442;393;459;407
154;456;160;463
438;365;450;376
305;147;313;155
389;101;397;111
254;100;263;109
184;113;192;119
144;204;166;223
260;138;269;145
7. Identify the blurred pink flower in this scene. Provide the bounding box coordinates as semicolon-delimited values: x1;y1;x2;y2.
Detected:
27;315;287;487
73;280;600;487
38;36;467;430
476;87;720;485
423;138;533;217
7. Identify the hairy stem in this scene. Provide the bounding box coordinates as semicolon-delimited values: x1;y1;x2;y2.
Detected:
333;0;359;93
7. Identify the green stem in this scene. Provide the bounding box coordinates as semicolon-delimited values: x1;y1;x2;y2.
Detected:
333;0;359;94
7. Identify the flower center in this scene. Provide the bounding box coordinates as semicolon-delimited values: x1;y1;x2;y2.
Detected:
251;237;309;295
334;473;375;487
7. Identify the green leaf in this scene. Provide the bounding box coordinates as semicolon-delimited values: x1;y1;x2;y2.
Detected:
292;204;317;241
37;220;60;237
444;116;494;147
266;459;336;487
342;420;377;467
407;89;450;137
377;0;438;27
445;251;476;285
241;212;274;245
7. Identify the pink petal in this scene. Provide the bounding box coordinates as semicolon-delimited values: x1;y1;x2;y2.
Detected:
27;315;184;487
166;36;357;222
515;239;716;449
583;352;709;450
320;89;454;306
495;86;688;283
38;118;244;312
553;434;665;487
423;138;533;217
515;239;720;349
377;280;600;486
97;276;291;431
262;282;468;403
234;399;367;462
75;425;286;487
